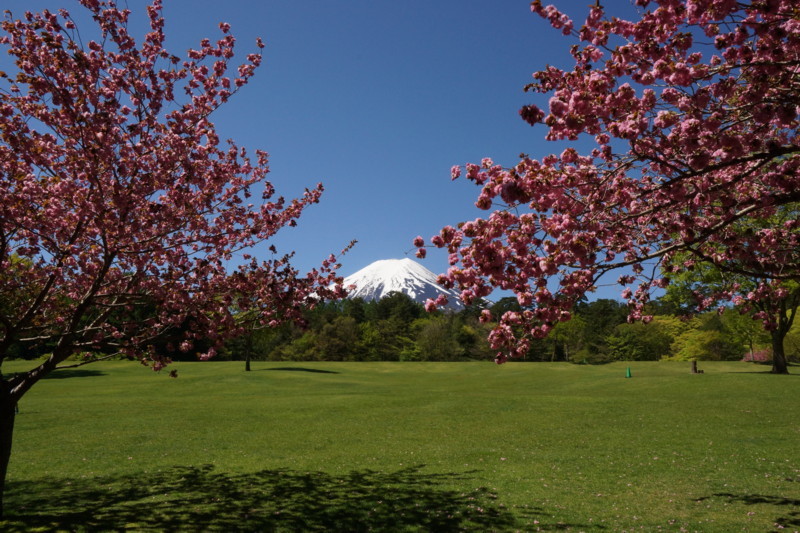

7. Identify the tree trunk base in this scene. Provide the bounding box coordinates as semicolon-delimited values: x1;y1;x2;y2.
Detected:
772;334;790;374
0;380;17;519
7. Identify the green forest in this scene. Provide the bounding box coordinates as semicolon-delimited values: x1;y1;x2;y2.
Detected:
8;290;798;366
218;293;799;365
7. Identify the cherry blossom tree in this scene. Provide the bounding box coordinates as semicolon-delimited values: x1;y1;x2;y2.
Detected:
664;233;800;375
419;0;800;366
0;0;349;515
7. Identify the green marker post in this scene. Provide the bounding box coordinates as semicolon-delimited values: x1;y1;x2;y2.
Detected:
626;367;632;378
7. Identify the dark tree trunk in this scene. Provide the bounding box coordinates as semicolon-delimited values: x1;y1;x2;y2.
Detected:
771;330;790;375
244;334;252;372
691;360;698;374
0;352;62;518
0;379;17;519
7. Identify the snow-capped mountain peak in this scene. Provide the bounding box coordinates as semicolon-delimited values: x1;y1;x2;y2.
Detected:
341;258;463;309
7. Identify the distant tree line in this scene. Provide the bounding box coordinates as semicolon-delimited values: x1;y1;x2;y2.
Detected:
217;293;800;365
8;291;797;366
223;293;493;363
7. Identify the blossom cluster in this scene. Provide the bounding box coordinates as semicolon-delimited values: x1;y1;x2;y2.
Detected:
0;0;348;391
741;348;771;363
423;0;800;360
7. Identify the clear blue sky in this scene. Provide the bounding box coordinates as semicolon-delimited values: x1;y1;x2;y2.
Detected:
5;1;643;300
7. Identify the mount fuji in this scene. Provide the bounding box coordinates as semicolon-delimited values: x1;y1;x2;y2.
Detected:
340;258;464;310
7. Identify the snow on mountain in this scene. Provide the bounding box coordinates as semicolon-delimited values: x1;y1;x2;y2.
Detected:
341;258;464;310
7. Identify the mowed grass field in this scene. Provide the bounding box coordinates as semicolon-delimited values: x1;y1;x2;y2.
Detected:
1;360;798;532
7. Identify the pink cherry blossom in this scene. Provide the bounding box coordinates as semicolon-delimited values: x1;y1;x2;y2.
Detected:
0;1;353;508
429;0;800;360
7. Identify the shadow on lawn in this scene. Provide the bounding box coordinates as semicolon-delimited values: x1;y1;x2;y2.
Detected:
1;464;573;532
263;367;340;374
42;369;107;380
698;492;800;528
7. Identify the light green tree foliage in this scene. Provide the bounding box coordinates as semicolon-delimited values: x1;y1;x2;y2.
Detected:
607;316;683;361
244;322;297;362
271;331;319;361
455;322;493;360
376;292;422;324
720;308;771;358
357;322;385;361
230;293;752;364
406;316;462;361
786;320;800;361
572;299;629;360
315;316;362;361
664;236;800;373
548;315;587;362
667;314;744;361
402;313;494;361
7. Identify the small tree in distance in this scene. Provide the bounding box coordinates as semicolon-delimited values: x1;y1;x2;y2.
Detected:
419;0;800;368
0;0;349;516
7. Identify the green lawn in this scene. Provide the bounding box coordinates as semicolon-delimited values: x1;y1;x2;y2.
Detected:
1;360;798;531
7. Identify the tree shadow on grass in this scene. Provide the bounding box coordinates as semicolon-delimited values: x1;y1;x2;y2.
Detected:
697;492;800;528
729;362;800;375
2;464;560;532
263;367;340;374
42;369;107;380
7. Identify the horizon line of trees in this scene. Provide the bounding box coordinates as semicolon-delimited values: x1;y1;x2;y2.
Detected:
219;293;800;365
8;291;798;366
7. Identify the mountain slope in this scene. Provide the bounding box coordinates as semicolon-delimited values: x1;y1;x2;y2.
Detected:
341;258;464;309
